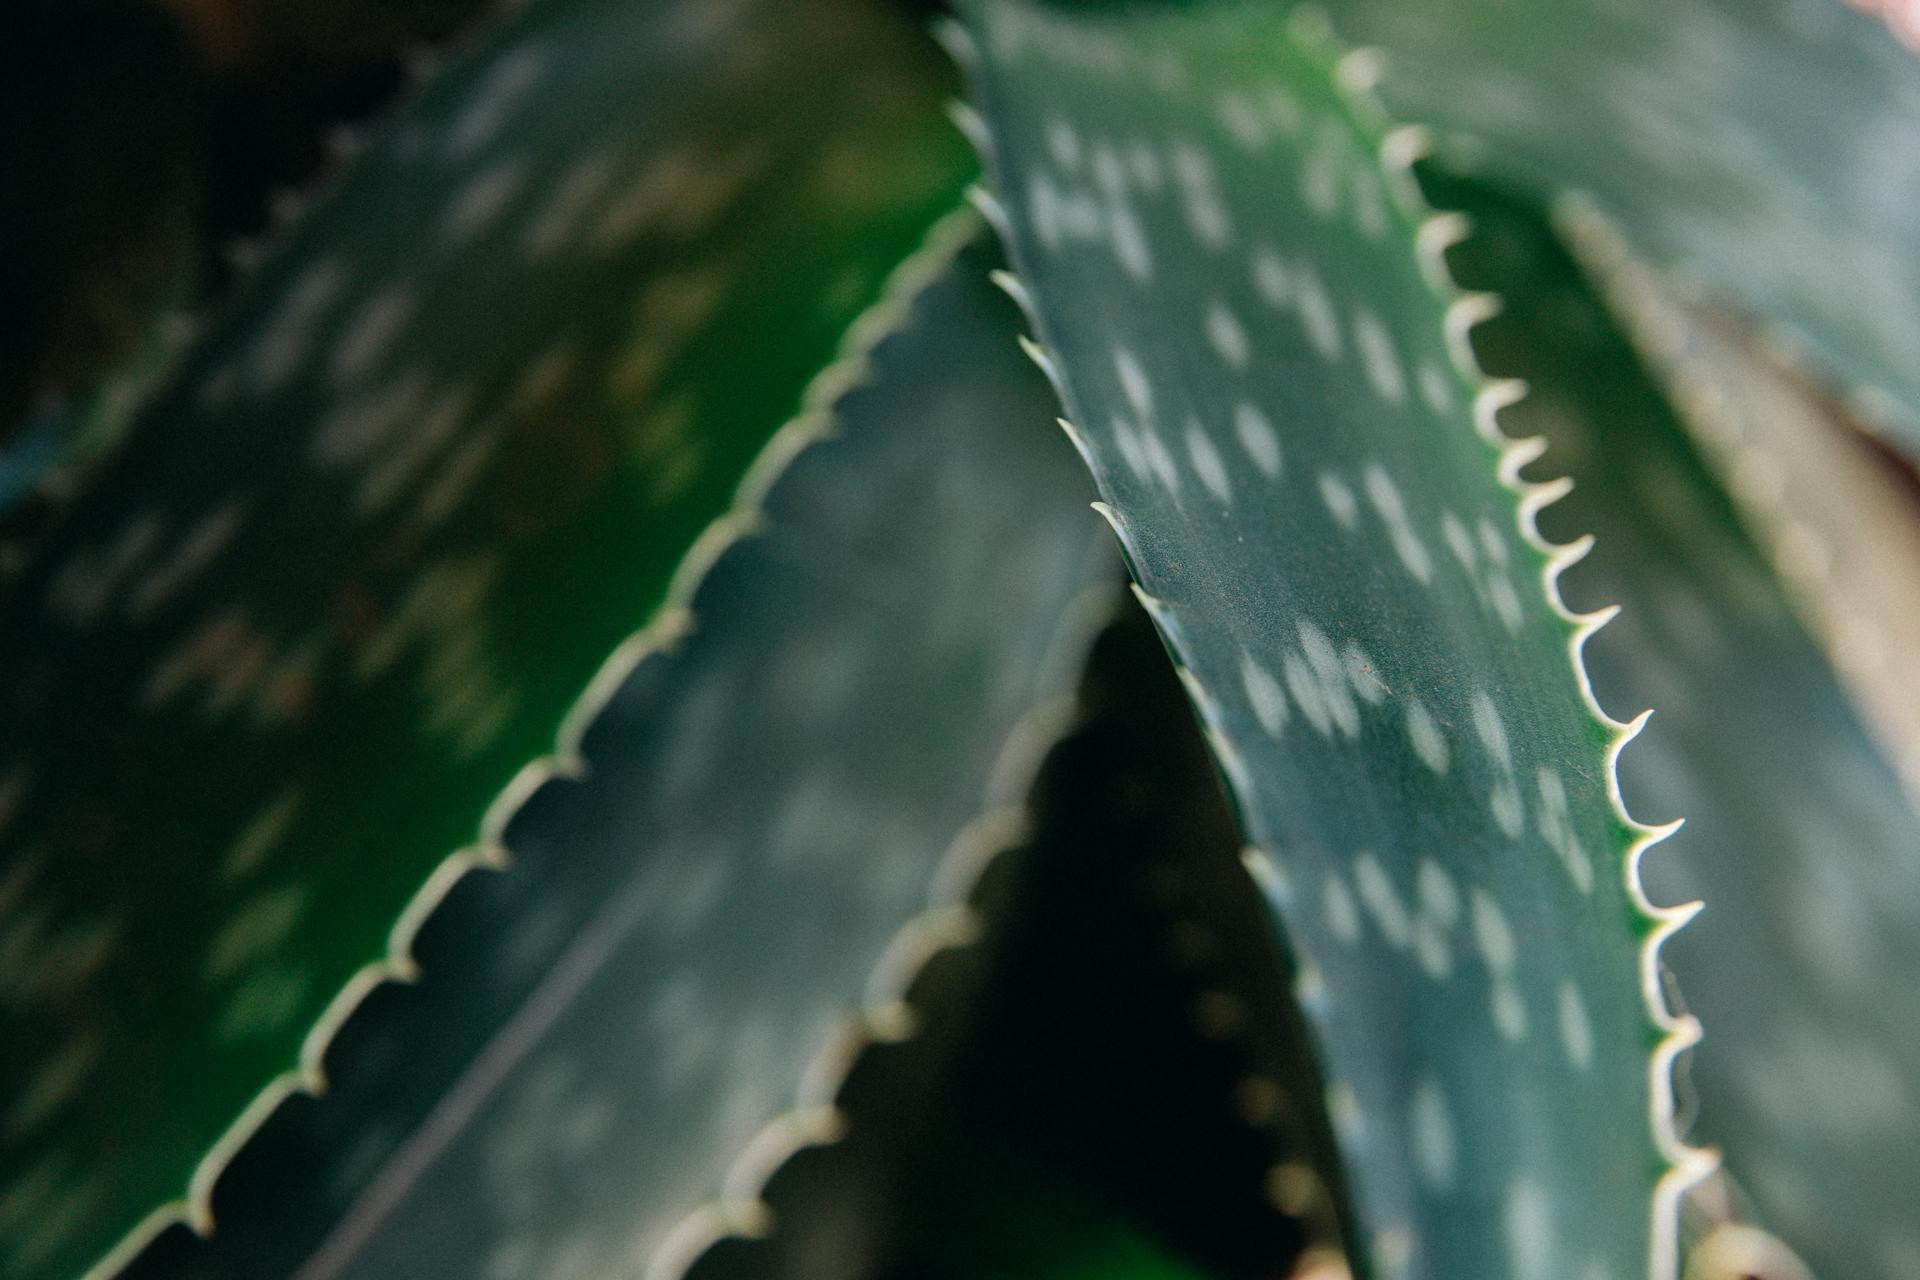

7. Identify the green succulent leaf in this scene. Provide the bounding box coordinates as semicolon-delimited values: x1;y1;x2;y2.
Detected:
1554;195;1920;836
1325;0;1920;465
0;0;974;1273
111;228;1115;1280
687;601;1334;1280
1434;176;1920;1280
952;3;1704;1277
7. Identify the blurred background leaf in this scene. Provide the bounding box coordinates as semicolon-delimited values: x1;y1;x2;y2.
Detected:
0;0;974;1271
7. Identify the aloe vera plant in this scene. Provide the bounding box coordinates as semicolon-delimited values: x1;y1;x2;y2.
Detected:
4;1;1919;1279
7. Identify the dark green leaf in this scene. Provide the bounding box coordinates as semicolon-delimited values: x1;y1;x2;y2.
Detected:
1442;176;1920;1280
0;0;972;1272
953;4;1706;1277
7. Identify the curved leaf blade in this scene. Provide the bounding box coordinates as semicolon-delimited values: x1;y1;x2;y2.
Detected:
694;603;1339;1280
1327;0;1920;465
952;4;1707;1277
114;228;1117;1280
1444;179;1920;1280
0;0;973;1273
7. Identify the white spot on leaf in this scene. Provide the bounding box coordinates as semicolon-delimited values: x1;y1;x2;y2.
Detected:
1354;852;1411;948
1354;310;1408;405
1405;698;1450;774
1186;422;1232;502
1233;402;1283;477
1410;1079;1457;1190
1240;652;1289;737
1557;981;1595;1070
1364;463;1433;583
1205;299;1251;368
1319;471;1359;528
1323;868;1361;943
1505;1179;1553;1276
1251;243;1291;306
1114;345;1154;416
1295;265;1344;359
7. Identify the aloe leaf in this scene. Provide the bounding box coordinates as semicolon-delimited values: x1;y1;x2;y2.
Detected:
0;0;975;1273
109;227;1116;1280
735;602;1344;1280
1433;177;1920;1280
1323;0;1920;465
951;3;1707;1277
687;602;1338;1280
1555;197;1920;821
2;0;510;497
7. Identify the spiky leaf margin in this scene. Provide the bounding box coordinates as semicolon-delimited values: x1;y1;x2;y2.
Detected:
108;224;1119;1280
1326;0;1920;465
1447;182;1920;1280
947;3;1711;1277
0;0;973;1272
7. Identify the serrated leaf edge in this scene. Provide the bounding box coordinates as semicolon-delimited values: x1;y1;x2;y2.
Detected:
639;798;1029;1280
639;665;1107;1280
1375;57;1920;491
79;200;991;1280
942;8;1719;1278
1553;191;1920;812
216;0;528;286
646;580;1338;1280
0;0;531;552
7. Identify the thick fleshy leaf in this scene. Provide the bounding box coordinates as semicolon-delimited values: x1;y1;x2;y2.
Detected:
1437;177;1920;1280
715;603;1344;1280
952;3;1703;1278
114;230;1116;1280
1326;0;1920;466
1554;194;1920;830
0;0;973;1273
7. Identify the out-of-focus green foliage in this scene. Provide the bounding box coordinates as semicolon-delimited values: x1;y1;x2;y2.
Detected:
0;0;971;1271
5;2;1920;1280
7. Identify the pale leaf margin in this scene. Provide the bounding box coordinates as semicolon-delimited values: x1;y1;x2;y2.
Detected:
82;203;993;1280
935;9;1719;1280
1554;191;1920;811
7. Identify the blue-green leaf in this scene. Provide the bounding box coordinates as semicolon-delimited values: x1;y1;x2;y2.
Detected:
110;228;1117;1280
1444;179;1920;1280
1326;0;1920;465
952;3;1707;1277
677;602;1337;1280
